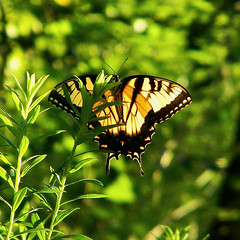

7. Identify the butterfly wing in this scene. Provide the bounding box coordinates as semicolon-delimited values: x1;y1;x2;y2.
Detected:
48;74;191;176
93;75;191;175
48;75;97;118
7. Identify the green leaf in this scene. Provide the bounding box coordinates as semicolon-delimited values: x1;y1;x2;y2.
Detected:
12;187;28;212
79;193;108;199
12;75;27;101
51;234;92;240
53;208;80;226
29;90;51;113
0;153;13;167
28;75;49;105
0;195;12;209
31;212;46;240
66;178;104;188
19;136;29;158
0;113;19;138
69;158;97;174
0;234;5;240
61;193;107;206
11;88;23;112
15;207;41;222
0;133;18;150
27;72;36;96
32;192;52;210
90;100;123;117
27;105;40;125
36;188;64;194
30;130;65;143
14;228;62;238
0;112;14;126
0;166;14;189
49;166;62;186
21;154;47;177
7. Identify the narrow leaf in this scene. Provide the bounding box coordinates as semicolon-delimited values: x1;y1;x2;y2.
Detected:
27;105;40;125
36;188;64;194
19;136;29;158
0;134;18;150
91;100;123;117
0;110;19;137
53;208;79;226
27;72;36;96
30;130;65;143
0;113;14;126
78;193;108;199
29;75;49;102
51;234;92;240
29;90;51;113
15;208;43;222
0;195;12;209
13;75;27;101
61;193;107;206
14;228;62;237
0;166;14;189
66;178;104;188
13;187;28;212
0;153;13;166
31;212;46;240
21;154;47;177
69;158;97;174
32;192;52;210
11;89;22;112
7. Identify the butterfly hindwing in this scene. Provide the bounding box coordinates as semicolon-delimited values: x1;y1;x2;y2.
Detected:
48;74;191;175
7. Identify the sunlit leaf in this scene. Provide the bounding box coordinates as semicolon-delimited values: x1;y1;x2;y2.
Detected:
0;153;13;167
0;113;19;138
36;188;64;194
28;75;49;104
18;136;29;158
12;187;28;212
29;90;51;113
0;166;14;189
31;212;46;240
27;72;36;97
27;105;40;125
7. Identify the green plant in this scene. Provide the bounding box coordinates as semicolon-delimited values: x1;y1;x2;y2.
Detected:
0;71;117;239
154;225;209;240
0;73;49;239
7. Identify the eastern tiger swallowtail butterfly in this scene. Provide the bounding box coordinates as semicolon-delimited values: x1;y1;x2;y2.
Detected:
48;74;191;176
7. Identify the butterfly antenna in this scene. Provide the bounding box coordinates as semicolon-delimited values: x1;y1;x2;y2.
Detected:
117;58;128;74
99;55;115;74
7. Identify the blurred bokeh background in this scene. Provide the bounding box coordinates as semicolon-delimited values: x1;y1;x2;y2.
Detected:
1;0;240;239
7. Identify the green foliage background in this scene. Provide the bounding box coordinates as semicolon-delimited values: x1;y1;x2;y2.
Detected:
1;0;240;239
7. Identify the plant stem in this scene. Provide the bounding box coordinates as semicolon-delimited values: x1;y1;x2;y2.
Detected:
6;153;23;240
47;141;78;239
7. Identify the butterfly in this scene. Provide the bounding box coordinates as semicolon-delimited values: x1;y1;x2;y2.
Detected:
48;74;191;176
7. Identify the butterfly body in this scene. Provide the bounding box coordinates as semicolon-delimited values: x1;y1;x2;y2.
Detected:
49;74;191;175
